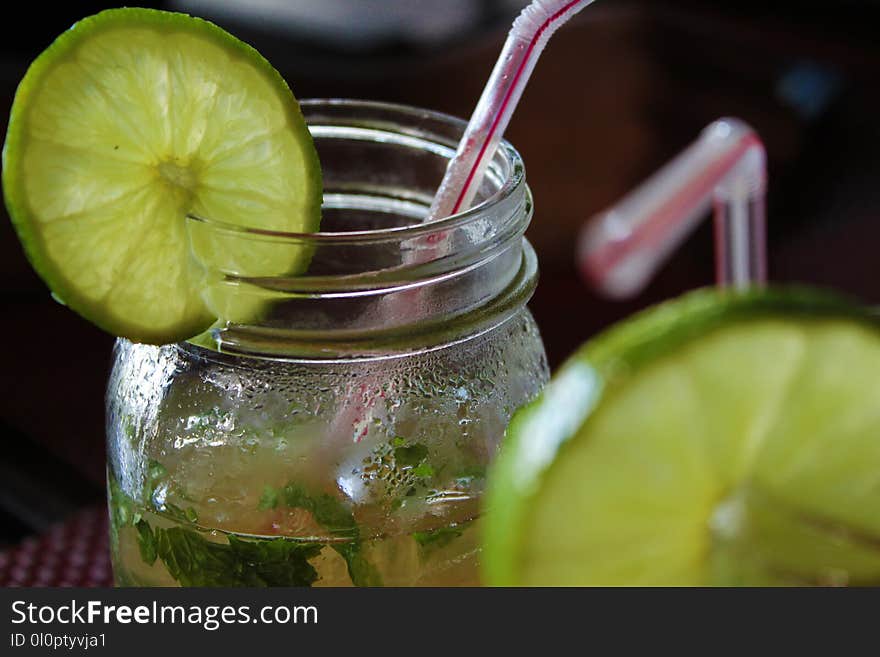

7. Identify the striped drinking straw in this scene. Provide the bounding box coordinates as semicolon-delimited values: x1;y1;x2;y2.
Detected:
577;118;768;297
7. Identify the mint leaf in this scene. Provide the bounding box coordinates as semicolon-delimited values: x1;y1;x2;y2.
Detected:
135;519;157;565
147;459;168;486
258;485;279;510
332;543;383;587
227;535;322;587
412;463;435;478
109;477;136;529
108;476;137;554
413;521;472;556
153;526;321;587
145;459;199;523
456;464;487;480
393;443;428;468
281;483;356;535
113;475;322;586
163;502;199;524
273;482;383;587
154;527;241;587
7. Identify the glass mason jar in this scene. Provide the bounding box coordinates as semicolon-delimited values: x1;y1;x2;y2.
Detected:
106;100;548;587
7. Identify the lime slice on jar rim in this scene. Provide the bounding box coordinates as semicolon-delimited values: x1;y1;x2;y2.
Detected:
484;287;880;586
2;8;322;344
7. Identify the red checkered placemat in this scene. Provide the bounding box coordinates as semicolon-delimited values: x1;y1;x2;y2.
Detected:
0;505;112;587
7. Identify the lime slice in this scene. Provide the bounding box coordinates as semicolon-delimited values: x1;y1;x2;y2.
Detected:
2;8;322;344
484;288;880;586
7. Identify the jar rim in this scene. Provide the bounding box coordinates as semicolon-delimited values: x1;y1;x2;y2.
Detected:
185;98;526;244
185;98;536;358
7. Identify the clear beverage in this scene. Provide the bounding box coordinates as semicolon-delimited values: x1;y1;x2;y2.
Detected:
105;100;548;586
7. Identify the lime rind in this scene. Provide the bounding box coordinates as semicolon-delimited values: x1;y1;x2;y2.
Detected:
484;287;880;586
3;8;322;344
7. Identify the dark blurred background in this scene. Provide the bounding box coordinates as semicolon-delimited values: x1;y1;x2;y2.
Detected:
2;0;880;573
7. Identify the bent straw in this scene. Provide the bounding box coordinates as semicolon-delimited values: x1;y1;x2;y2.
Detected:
577;118;767;298
212;3;611;493
428;0;598;220
330;1;600;453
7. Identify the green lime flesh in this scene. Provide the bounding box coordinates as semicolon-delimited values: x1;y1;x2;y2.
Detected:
484;287;880;586
2;8;322;344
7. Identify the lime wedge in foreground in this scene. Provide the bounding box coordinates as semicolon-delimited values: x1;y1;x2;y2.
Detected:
484;288;880;586
2;8;322;344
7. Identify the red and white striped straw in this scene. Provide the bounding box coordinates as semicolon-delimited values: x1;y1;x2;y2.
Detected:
578;118;767;298
428;0;598;220
328;1;600;449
